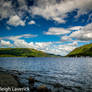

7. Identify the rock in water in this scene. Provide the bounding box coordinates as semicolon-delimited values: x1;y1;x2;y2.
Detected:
37;85;50;92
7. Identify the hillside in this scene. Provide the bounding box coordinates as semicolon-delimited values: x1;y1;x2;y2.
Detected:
0;48;58;57
67;43;92;57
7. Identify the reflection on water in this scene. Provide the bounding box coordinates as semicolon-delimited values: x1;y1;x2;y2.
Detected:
0;57;92;92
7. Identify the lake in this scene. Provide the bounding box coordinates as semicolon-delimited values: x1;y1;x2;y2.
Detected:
0;57;92;92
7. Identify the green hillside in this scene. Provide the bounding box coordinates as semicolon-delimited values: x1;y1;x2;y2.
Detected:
67;43;92;57
0;48;58;57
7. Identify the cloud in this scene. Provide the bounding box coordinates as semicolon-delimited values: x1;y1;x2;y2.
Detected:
14;40;52;49
53;17;66;23
52;41;78;55
70;23;92;41
0;37;78;56
17;0;27;10
0;40;13;48
61;23;92;41
61;36;72;41
0;34;37;49
31;0;92;23
0;0;92;24
13;40;54;54
0;0;15;20
69;41;78;46
7;15;25;26
13;40;77;56
28;20;36;25
69;26;83;30
0;34;37;41
14;39;30;48
29;42;52;50
0;0;28;20
13;40;78;56
45;27;70;35
9;34;37;40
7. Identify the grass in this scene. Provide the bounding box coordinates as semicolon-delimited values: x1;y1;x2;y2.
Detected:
67;43;92;57
0;48;59;57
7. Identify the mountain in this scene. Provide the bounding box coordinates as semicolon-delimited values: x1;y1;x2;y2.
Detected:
67;43;92;57
0;48;59;57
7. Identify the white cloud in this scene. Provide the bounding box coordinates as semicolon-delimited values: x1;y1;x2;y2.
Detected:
0;34;37;41
34;42;52;50
0;0;15;20
12;39;78;56
70;23;92;41
31;0;92;23
0;40;13;48
45;27;70;35
0;0;92;24
52;42;78;55
53;17;66;23
61;23;92;41
13;40;54;53
0;0;28;20
69;41;78;46
61;36;72;41
9;34;37;41
0;37;78;56
6;34;88;55
28;20;36;25
7;15;25;26
17;0;27;10
69;26;83;30
14;39;30;48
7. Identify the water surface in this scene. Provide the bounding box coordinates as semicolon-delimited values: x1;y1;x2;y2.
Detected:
0;57;92;92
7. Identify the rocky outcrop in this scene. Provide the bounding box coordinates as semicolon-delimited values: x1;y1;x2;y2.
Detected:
0;71;20;87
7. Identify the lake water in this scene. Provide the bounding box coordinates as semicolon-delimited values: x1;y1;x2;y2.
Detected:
0;57;92;92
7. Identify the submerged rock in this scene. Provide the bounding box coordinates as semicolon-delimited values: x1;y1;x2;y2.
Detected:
29;77;35;86
29;77;36;91
28;77;51;92
37;85;51;92
53;83;63;88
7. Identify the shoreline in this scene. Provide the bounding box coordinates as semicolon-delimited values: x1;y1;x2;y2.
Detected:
0;68;90;92
0;69;21;87
0;68;29;92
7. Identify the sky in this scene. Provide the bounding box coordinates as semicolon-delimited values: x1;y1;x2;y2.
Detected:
0;0;92;56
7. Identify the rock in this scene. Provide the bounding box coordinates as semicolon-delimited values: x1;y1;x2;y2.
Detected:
28;77;52;92
37;85;51;92
75;86;82;90
28;77;36;91
0;71;20;87
63;86;73;91
53;83;63;88
29;77;35;85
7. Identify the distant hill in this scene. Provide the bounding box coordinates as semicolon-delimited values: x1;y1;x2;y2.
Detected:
67;43;92;57
0;48;59;57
